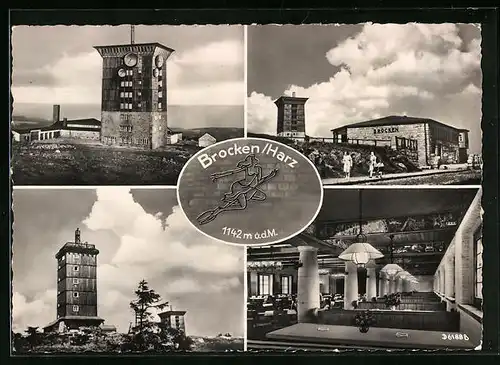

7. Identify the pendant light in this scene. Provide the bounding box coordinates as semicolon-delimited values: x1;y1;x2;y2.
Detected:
338;190;384;268
380;234;404;277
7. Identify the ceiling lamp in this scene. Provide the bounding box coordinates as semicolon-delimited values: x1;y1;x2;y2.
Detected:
380;234;404;278
318;268;331;275
381;263;404;277
338;190;384;268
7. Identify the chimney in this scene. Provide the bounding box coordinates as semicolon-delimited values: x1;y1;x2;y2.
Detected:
292;92;296;97
63;118;68;128
75;228;81;244
53;105;61;124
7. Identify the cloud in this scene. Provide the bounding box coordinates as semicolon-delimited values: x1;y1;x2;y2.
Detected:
247;23;482;149
12;188;244;335
82;187;243;332
12;290;56;333
165;276;241;294
12;37;244;106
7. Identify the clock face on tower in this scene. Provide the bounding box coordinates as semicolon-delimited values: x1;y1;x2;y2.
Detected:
155;55;164;68
117;68;126;77
124;53;138;67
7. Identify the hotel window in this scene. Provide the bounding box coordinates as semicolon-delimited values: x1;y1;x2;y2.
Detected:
474;228;483;309
258;274;273;296
281;275;292;295
73;305;79;312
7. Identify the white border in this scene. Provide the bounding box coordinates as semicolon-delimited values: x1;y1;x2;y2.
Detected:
176;137;325;247
13;185;178;190
243;25;248;138
243;245;248;351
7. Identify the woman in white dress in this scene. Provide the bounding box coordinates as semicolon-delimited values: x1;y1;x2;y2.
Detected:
368;152;377;178
342;152;351;179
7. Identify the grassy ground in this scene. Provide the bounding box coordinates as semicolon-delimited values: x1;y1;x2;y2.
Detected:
12;139;202;185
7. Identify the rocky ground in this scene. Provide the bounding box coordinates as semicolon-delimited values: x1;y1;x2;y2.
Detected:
11;139;201;185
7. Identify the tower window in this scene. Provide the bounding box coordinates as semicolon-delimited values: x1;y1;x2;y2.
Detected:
137;91;142;97
73;292;79;298
61;256;65;261
158;102;162;110
73;305;79;312
120;92;124;98
120;103;125;110
158;91;163;98
158;80;162;87
73;278;79;285
126;70;133;76
73;266;79;271
120;81;125;87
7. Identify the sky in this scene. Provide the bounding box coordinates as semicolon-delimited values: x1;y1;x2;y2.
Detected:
247;23;483;154
12;188;245;337
11;25;244;128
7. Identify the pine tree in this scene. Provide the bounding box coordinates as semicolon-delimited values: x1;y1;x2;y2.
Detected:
129;279;169;333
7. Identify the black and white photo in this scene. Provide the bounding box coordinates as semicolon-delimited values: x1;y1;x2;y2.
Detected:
247;24;482;185
11;188;244;353
11;25;244;185
246;188;482;350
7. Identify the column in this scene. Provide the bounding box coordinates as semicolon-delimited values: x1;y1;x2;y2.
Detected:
297;246;320;322
396;277;403;293
445;256;455;298
366;268;377;300
249;271;258;296
321;274;330;294
402;279;409;293
378;276;385;296
344;261;358;309
388;277;396;294
329;275;337;294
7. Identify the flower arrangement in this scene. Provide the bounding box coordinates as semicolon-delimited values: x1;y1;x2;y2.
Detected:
384;293;401;308
353;310;376;332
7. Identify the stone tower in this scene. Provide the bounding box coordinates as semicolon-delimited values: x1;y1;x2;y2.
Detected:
94;33;175;149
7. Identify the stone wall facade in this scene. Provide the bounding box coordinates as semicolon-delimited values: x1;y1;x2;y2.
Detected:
346;123;429;166
100;111;169;149
60;129;100;140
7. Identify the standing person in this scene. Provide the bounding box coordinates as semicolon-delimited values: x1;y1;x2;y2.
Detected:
369;152;377;178
342;152;351;179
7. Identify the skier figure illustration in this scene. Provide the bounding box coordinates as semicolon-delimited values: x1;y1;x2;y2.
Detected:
196;154;279;225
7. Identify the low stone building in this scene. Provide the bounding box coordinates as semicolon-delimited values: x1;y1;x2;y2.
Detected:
12;104;101;142
198;133;216;148
331;115;469;167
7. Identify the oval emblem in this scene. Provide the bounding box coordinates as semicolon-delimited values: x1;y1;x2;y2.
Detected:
177;137;323;246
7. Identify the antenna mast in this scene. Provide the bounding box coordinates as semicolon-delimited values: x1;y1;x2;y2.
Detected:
130;25;135;45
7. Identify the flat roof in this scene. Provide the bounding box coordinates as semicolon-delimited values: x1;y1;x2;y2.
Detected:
274;95;309;105
331;115;469;133
94;42;175;54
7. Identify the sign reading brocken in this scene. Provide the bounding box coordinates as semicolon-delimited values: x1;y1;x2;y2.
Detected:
177;137;323;246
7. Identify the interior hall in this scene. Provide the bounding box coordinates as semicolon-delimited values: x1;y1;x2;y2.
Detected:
247;188;482;350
